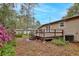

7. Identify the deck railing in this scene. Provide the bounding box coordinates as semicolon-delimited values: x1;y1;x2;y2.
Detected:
15;29;64;38
31;29;64;38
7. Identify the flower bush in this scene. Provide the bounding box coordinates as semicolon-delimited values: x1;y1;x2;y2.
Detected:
0;24;15;56
0;24;11;42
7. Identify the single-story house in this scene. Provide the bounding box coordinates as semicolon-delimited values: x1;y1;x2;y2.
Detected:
15;28;35;35
38;15;79;42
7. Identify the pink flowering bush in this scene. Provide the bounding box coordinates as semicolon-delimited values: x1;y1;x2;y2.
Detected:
0;24;16;56
0;24;11;42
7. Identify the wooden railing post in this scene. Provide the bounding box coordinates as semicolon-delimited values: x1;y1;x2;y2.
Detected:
35;30;37;36
62;30;65;41
43;29;45;41
62;30;64;37
54;29;56;38
39;30;40;37
40;29;42;37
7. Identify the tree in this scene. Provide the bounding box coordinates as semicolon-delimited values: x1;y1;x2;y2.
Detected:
16;15;41;30
34;20;40;29
20;3;38;29
0;3;16;25
62;3;79;19
0;3;17;38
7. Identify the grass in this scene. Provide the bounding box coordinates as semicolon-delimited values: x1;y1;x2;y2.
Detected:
22;34;31;38
0;39;16;56
16;33;31;39
51;37;68;46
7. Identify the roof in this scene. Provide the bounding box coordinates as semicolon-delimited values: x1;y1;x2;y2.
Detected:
38;15;79;29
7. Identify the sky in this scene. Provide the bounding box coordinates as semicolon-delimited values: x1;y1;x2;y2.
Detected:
15;3;72;25
33;3;72;25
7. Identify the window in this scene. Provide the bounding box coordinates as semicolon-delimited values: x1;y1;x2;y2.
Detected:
59;22;65;29
60;22;64;27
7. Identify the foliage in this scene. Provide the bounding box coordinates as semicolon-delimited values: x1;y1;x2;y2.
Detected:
16;33;31;38
16;3;40;30
63;3;79;18
32;20;41;29
0;3;16;39
22;34;31;38
15;34;23;38
0;3;40;30
0;39;16;56
20;3;37;16
20;3;36;29
0;24;15;56
16;15;40;29
51;37;67;46
0;3;16;25
0;24;11;42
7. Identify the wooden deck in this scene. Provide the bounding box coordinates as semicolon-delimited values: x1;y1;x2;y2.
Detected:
28;29;64;41
15;29;64;40
33;29;64;38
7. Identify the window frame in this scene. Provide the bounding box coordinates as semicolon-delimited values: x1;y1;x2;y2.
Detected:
59;22;65;29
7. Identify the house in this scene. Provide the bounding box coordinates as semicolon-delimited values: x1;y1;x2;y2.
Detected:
38;15;79;42
15;28;35;35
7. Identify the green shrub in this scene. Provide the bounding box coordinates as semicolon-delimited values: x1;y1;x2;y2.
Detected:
51;37;66;46
23;33;33;38
15;34;23;38
0;39;16;56
0;48;2;55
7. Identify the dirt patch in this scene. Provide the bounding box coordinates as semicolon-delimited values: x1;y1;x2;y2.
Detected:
16;38;79;56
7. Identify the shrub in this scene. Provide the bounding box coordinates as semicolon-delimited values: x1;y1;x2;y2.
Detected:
51;37;66;46
0;24;11;42
0;24;15;56
0;39;16;56
22;34;30;38
15;34;23;38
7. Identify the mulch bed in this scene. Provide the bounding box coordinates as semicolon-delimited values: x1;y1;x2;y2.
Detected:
16;38;79;56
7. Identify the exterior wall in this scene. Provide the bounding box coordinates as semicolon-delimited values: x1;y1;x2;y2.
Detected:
39;17;79;42
64;18;79;42
50;23;59;29
40;26;47;30
40;23;59;30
